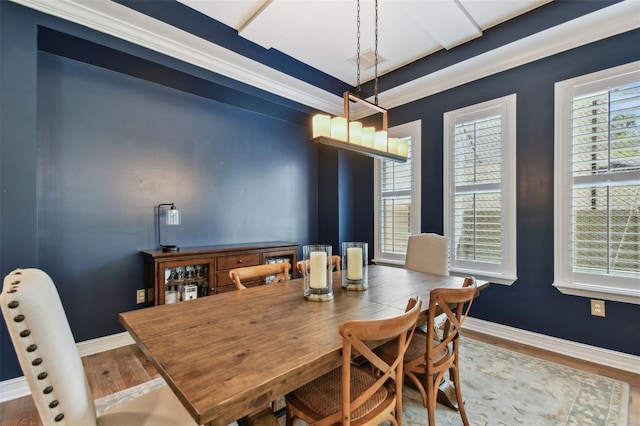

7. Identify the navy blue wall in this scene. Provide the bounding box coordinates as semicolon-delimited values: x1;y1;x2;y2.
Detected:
0;2;317;381
1;0;639;384
389;29;640;356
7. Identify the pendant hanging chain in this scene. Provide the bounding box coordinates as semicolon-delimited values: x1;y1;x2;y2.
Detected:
356;0;361;95
374;0;379;106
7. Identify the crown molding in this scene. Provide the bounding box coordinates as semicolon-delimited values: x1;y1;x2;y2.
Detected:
376;0;640;114
9;0;344;115
9;0;640;119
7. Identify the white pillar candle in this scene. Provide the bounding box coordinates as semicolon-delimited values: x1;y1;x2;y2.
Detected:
362;127;375;148
398;139;409;157
331;117;348;141
346;247;363;280
375;131;388;151
309;251;327;289
349;121;362;144
388;138;399;154
312;114;331;138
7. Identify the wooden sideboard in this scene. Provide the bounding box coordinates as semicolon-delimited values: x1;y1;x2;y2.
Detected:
141;241;299;305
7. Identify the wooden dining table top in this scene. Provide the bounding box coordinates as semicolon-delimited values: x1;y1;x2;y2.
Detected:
119;265;488;426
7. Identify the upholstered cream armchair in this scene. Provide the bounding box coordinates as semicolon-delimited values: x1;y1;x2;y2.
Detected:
404;233;449;275
1;268;197;425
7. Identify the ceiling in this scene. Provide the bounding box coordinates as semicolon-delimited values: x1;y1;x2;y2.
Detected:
174;0;551;86
9;0;640;116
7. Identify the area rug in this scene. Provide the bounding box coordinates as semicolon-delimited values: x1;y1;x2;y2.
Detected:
404;338;629;426
95;338;630;425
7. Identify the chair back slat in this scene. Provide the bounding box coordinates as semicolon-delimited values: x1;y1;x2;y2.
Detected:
229;262;291;290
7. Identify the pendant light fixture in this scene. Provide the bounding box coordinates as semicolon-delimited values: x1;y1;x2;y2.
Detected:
311;0;407;162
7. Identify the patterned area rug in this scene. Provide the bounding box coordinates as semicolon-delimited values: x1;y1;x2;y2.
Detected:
95;338;629;425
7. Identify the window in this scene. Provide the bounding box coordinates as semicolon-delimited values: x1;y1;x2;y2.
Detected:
444;94;517;284
374;120;421;264
554;62;640;304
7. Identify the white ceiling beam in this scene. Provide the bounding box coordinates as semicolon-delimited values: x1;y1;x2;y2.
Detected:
399;0;482;50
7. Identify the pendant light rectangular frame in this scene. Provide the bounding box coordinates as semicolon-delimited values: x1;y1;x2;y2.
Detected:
311;92;406;162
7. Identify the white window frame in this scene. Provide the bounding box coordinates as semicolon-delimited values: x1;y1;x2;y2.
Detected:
443;94;517;285
553;61;640;304
373;120;422;265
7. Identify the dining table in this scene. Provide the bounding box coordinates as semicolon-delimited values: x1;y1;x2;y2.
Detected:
119;264;489;426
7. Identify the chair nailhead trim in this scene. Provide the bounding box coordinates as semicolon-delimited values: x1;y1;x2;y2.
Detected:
5;270;65;425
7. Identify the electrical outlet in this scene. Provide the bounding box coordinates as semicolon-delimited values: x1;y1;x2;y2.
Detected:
136;289;146;304
590;299;605;317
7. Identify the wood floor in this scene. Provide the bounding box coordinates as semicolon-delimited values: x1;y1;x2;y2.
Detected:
1;331;638;425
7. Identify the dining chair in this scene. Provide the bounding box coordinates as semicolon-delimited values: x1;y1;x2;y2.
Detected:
0;268;197;426
404;233;449;275
376;277;477;426
285;296;422;426
295;255;341;277
229;262;291;290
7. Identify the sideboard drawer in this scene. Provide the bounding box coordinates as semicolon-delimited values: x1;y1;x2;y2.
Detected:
217;253;260;271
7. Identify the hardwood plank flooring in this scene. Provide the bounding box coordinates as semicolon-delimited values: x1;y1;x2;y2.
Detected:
1;332;637;426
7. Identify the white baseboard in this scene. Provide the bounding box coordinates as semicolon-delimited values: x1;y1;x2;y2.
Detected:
0;331;134;403
464;317;640;374
3;321;638;403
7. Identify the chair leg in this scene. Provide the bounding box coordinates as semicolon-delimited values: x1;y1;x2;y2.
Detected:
405;371;428;408
285;406;294;426
426;379;437;426
450;365;469;426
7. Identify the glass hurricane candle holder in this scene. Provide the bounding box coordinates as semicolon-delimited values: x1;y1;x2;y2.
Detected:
302;245;334;301
342;242;368;291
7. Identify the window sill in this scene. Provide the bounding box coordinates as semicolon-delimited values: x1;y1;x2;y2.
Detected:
371;258;405;267
553;281;640;305
449;268;517;285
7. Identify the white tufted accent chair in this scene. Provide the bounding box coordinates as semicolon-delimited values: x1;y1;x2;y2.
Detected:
1;268;197;426
404;233;450;276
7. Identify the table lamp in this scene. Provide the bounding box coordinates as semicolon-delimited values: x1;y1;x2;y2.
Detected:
156;203;181;252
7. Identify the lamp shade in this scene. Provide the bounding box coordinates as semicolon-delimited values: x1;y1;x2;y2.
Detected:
166;206;181;225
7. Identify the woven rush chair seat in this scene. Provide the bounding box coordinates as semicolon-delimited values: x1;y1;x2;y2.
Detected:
285;297;422;426
286;366;390;422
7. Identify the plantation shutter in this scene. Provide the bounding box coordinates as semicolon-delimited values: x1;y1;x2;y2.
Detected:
380;137;412;255
570;82;640;278
452;111;503;264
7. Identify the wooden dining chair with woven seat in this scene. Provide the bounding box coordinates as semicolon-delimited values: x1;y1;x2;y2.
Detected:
285;296;422;426
295;255;341;277
0;268;197;426
376;277;477;426
229;262;291;290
